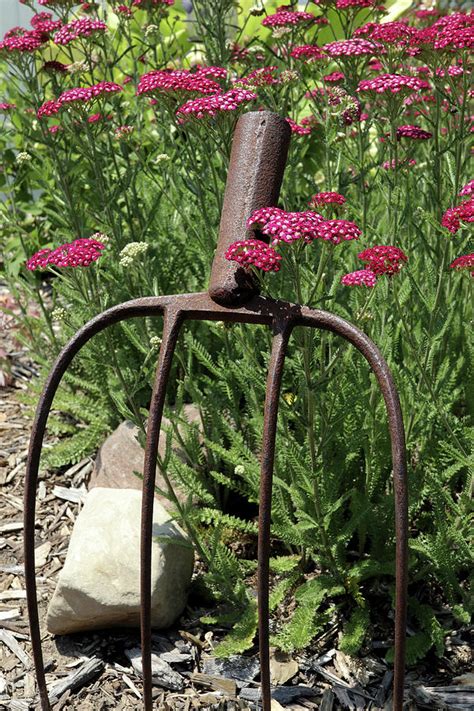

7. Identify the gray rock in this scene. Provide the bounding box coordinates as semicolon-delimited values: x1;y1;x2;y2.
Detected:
239;685;317;704
124;647;184;692
47;488;194;634
88;405;201;509
202;655;260;682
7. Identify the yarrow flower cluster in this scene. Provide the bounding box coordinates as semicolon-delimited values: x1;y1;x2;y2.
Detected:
290;45;325;60
0;27;46;54
357;245;408;275
38;0;77;6
441;198;474;234
309;192;346;208
30;12;62;35
342;245;408;288
323;38;382;57
37;82;123;119
225;239;282;272
236;66;280;87
262;8;319;28
27;238;105;270
324;71;345;83
136;69;221;97
341;269;377;287
53;18;107;46
357;73;430;95
286;117;312;135
459;179;474;197
176;89;257;121
355;20;414;46
119;241;148;267
247;207;361;246
335;0;377;9
382;158;417;170
0;102;16;111
450;253;474;277
396;124;433;140
132;0;174;7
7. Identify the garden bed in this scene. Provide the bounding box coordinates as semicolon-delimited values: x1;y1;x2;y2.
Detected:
0;290;472;709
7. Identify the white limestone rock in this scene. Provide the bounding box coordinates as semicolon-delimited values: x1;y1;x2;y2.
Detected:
46;488;194;634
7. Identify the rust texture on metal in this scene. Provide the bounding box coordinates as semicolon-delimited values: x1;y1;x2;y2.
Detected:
24;112;408;711
208;111;290;306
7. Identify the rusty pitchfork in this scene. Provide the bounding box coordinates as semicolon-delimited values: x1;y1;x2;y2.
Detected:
24;111;408;711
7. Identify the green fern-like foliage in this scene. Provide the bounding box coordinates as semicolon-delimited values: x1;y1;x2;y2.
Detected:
339;607;370;655
213;600;258;658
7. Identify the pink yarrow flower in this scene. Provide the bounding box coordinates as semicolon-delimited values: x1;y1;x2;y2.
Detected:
286;117;312;135
37;81;123;119
136;69;221;97
382;158;417;169
176;89;257;121
341;269;377;287
38;0;77;5
355;20;414;46
30;12;62;35
309;192;346;208
194;65;227;80
53;18;107;45
27;237;105;270
357;245;408;275
236;66;279;87
290;44;326;60
316;219;361;244
323;38;382;57
450;253;474;276
324;71;345;83
225;239;281;272
459;179;474;197
262;9;320;28
0;28;46;54
357;73;430;95
396;124;432;139
441;198;474;234
132;0;174;7
0;102;16;111
247;208;360;245
336;0;376;8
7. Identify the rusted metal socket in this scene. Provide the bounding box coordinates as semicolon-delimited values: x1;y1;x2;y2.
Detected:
208;111;291;307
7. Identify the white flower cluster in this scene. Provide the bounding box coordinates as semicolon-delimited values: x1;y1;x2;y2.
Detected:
16;152;32;165
52;307;67;321
154;153;170;165
150;335;162;351
119;241;149;268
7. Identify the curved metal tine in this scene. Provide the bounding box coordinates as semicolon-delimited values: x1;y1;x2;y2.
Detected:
23;299;168;710
257;310;408;711
258;319;293;711
140;309;184;711
297;311;408;711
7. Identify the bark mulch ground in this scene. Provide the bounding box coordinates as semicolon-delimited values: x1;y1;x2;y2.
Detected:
0;285;472;710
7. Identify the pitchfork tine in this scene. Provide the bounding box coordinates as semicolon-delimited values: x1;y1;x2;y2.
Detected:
140;308;183;710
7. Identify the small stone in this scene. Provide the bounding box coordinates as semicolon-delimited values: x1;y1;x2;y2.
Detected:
47;488;194;634
269;649;298;685
124;647;184;692
202;655;260;682
88;407;201;509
